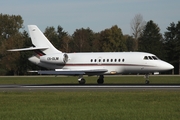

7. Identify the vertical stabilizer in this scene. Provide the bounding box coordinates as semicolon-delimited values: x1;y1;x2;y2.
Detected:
28;25;61;54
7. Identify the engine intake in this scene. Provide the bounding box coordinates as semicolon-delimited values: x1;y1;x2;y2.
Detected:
40;53;68;64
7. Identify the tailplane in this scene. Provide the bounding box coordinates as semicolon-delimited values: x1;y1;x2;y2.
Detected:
28;25;61;54
8;25;61;55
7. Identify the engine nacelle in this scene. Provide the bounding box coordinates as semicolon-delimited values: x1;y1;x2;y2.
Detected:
40;53;68;64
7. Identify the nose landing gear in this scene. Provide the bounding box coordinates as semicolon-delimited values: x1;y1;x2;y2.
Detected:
145;74;150;84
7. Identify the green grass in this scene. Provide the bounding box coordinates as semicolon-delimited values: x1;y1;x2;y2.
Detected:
0;91;180;120
0;75;179;84
0;76;180;120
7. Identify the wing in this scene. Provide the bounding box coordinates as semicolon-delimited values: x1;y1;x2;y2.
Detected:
37;69;108;75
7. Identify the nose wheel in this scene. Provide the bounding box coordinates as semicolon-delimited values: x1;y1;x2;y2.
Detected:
145;80;149;84
145;74;150;84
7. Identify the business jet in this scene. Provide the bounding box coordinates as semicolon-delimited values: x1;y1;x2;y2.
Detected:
8;25;174;84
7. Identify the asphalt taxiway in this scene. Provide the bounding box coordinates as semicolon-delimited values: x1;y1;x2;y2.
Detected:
0;84;180;91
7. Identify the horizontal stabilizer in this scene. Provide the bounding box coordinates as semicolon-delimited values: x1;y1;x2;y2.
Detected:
7;47;48;52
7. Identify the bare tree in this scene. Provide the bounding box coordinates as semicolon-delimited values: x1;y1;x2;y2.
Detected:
130;14;146;51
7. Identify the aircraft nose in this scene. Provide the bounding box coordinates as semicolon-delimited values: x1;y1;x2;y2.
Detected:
161;61;174;70
169;64;174;70
165;63;174;70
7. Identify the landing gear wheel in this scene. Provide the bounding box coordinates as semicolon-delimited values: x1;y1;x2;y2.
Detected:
79;78;86;85
145;74;150;84
97;75;104;84
145;80;149;84
97;79;104;84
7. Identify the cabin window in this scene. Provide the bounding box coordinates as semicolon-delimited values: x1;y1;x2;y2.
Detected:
103;59;105;62
111;59;113;62
107;59;109;62
118;59;121;62
99;59;101;62
94;59;97;62
114;59;117;62
122;59;125;62
91;59;93;62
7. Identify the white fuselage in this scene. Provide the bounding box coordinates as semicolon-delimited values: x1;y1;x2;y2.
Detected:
28;52;174;75
8;25;174;84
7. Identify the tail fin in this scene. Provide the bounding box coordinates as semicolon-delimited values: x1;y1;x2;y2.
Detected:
28;25;61;54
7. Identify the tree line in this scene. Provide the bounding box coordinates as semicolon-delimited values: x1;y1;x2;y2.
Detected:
0;13;179;75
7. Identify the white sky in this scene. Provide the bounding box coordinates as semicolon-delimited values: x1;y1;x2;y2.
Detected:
0;0;179;35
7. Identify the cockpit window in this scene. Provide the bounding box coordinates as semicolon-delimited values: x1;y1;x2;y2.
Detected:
144;56;148;60
152;56;158;60
148;56;153;60
144;56;159;60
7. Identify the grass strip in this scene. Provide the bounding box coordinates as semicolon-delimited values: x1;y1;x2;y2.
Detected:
0;75;179;84
0;91;179;120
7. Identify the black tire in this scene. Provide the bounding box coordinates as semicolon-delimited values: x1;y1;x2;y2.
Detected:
97;79;104;84
79;78;86;85
145;80;149;84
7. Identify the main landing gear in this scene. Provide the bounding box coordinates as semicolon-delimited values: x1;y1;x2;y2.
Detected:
145;74;150;84
78;75;86;85
78;75;104;85
97;75;104;84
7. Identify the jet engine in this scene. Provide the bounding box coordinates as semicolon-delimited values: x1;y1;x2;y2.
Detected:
40;53;68;64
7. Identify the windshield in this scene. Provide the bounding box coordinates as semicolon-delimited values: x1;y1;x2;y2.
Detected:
143;56;159;60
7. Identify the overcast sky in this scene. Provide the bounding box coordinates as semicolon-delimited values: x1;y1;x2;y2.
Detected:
0;0;179;35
